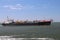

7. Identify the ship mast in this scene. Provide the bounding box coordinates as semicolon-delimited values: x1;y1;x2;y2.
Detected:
7;16;10;21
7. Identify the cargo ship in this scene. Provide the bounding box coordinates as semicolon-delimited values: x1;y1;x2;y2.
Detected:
2;18;52;26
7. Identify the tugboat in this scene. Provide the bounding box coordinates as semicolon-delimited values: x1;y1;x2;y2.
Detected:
2;17;53;26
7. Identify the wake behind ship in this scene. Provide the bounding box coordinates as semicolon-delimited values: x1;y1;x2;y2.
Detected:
2;18;53;26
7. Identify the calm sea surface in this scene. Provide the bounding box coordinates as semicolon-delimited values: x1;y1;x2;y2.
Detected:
0;22;60;40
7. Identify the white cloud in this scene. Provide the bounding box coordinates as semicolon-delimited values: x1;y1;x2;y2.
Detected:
2;4;43;10
2;4;36;10
3;4;23;10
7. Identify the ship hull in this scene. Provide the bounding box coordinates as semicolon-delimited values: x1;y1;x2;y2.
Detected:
2;21;51;26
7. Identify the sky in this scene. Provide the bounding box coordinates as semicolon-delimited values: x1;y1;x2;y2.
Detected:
0;0;60;22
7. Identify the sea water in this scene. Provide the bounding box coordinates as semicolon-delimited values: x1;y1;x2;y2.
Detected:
0;22;60;40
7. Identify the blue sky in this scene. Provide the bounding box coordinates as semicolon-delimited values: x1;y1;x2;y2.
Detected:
0;0;60;22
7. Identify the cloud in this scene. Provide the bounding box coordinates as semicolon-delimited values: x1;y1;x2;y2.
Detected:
2;4;45;10
2;4;34;10
3;4;23;10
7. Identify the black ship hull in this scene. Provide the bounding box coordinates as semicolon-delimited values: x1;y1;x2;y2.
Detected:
2;21;51;26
